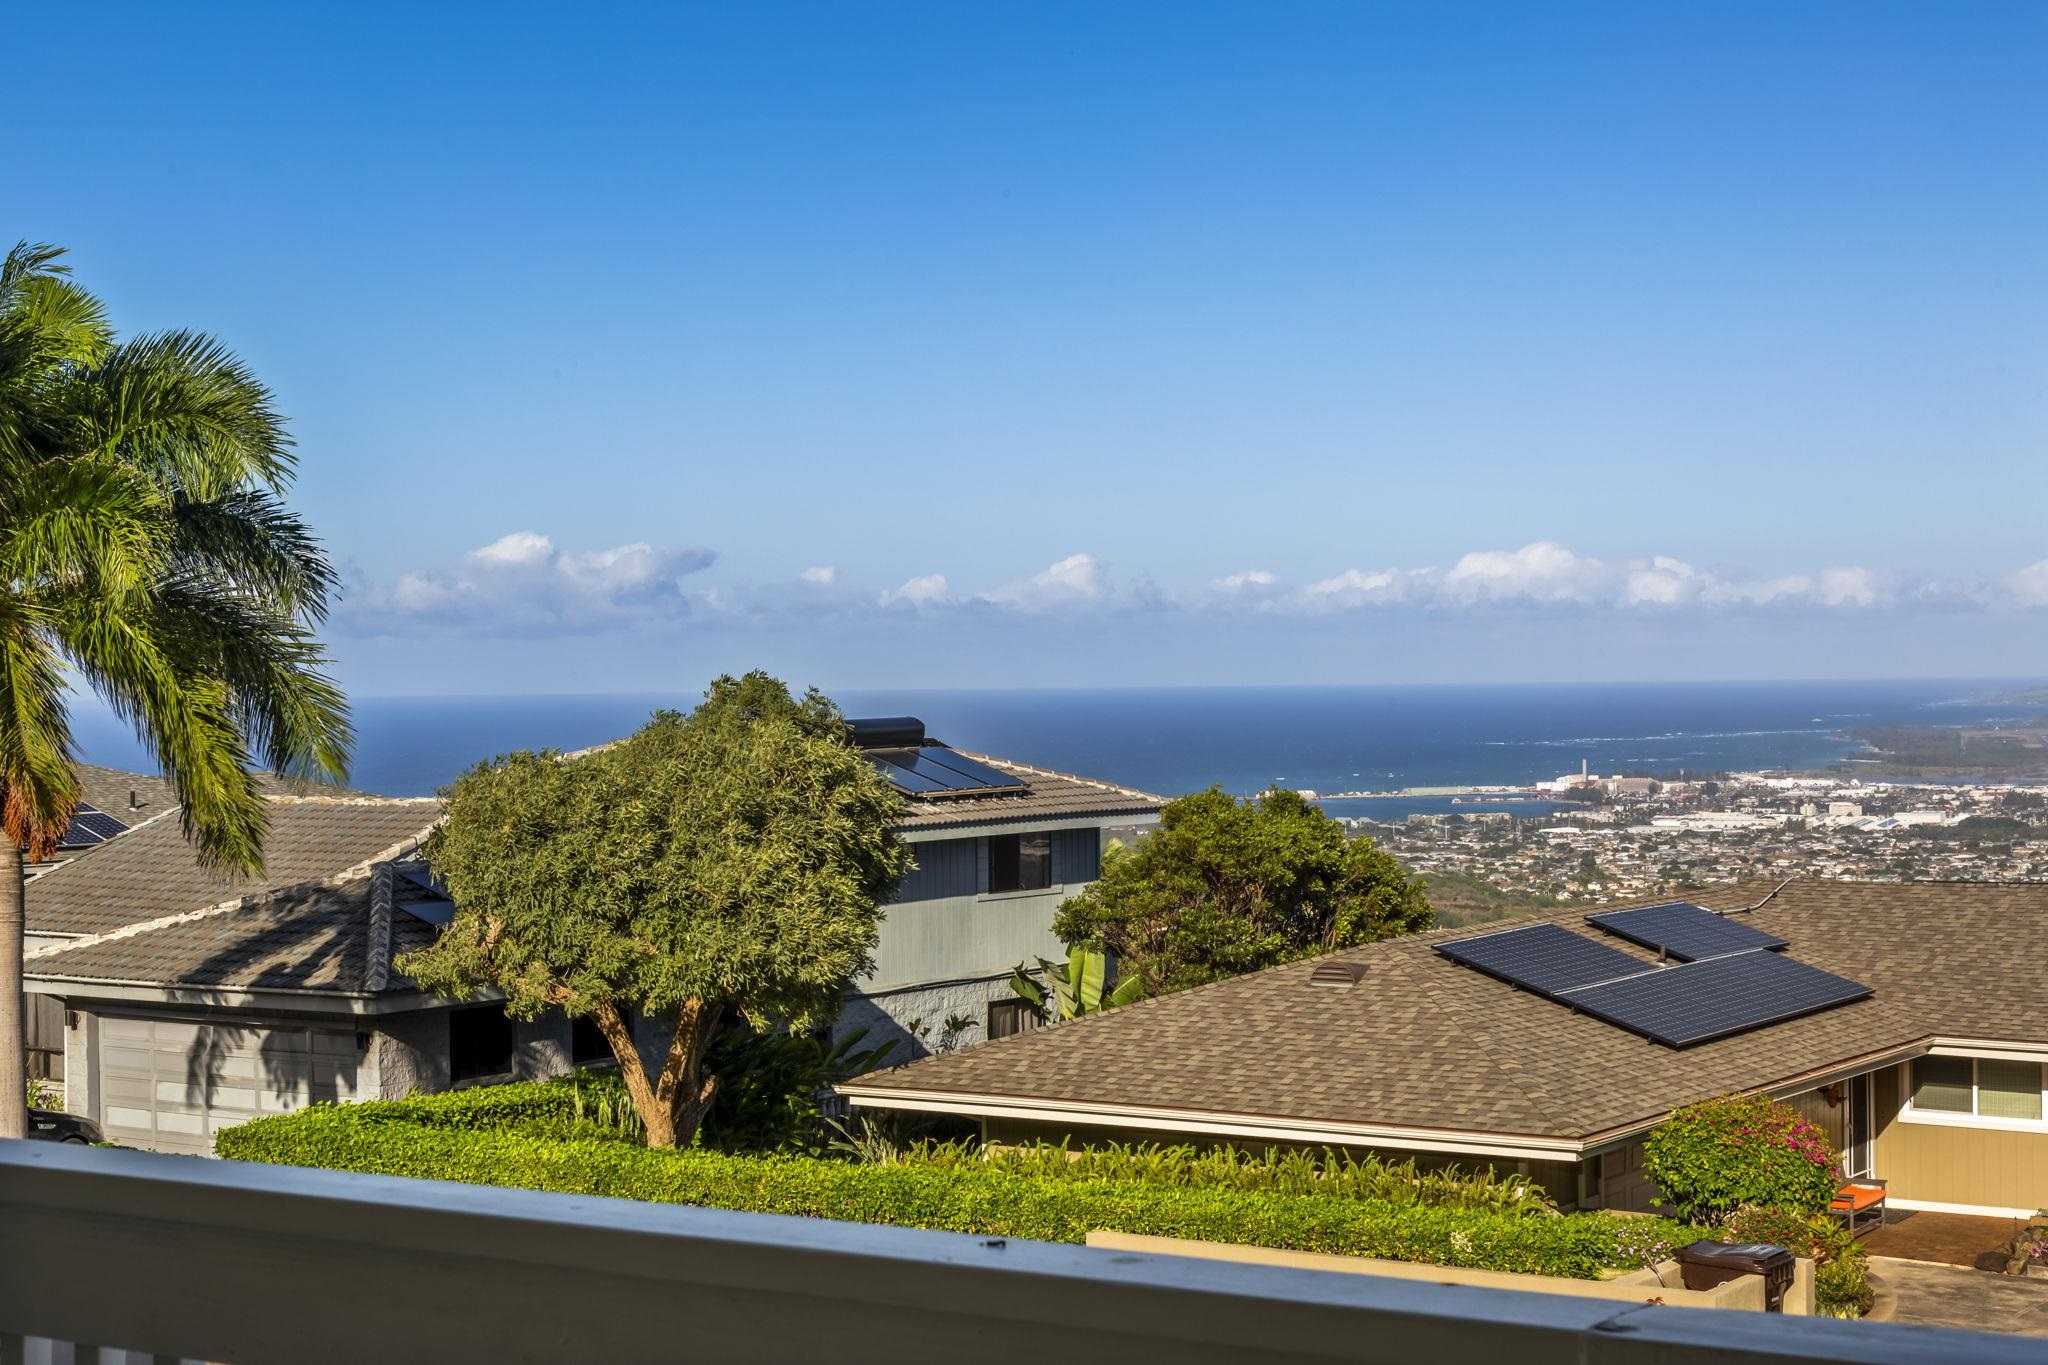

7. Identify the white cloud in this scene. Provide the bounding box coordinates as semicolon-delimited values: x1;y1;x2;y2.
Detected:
799;566;839;587
986;553;1109;609
1441;541;1611;604
351;531;715;634
1815;566;1879;608
2012;561;2048;608
878;573;951;608
1213;569;1278;592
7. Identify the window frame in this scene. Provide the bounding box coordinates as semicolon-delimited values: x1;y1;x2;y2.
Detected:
986;998;1044;1040
448;1003;518;1086
1901;1055;2048;1132
985;832;1056;896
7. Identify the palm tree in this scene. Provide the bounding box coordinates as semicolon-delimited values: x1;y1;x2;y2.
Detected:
0;242;350;1138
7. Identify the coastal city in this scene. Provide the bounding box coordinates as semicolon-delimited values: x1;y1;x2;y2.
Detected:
1350;764;2048;925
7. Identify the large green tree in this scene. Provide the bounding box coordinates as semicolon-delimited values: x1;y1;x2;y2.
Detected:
399;674;910;1148
0;242;351;1137
1053;786;1433;997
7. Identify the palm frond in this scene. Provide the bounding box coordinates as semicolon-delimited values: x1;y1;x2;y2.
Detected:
0;454;169;596
139;577;352;783
172;489;340;621
52;595;266;874
0;597;79;856
72;330;297;496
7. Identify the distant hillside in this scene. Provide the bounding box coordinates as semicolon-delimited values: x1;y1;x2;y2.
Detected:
1840;723;2048;777
1417;868;1562;929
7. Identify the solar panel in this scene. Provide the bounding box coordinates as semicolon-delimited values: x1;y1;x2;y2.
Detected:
58;804;130;847
1564;952;1872;1048
1586;901;1787;962
866;745;1026;797
865;753;952;794
914;746;1026;791
1433;923;1649;994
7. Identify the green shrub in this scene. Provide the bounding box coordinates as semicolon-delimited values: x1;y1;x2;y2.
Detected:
215;1084;1694;1279
897;1140;1557;1216
1641;1094;1838;1221
1718;1204;1869;1318
1815;1245;1874;1318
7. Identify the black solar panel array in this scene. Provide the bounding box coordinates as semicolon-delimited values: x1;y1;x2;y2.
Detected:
58;804;130;848
1432;923;1645;994
1586;901;1787;962
866;745;1027;798
1565;952;1872;1048
1433;913;1873;1049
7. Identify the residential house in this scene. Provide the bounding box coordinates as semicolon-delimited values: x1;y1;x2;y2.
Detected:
839;880;2048;1218
26;720;1162;1153
836;717;1165;1055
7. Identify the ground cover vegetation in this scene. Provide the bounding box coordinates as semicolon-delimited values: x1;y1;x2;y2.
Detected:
1053;787;1434;998
396;674;911;1148
0;241;351;1138
217;1077;1697;1279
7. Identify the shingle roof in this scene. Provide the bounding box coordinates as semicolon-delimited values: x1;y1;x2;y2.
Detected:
24;863;443;995
26;797;444;937
894;752;1164;831
839;880;2045;1145
72;764;177;825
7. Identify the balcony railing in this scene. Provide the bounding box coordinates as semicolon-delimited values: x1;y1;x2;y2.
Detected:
0;1141;2033;1364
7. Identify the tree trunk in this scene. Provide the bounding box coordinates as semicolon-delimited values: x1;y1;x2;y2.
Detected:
0;842;26;1139
589;997;724;1150
591;999;675;1147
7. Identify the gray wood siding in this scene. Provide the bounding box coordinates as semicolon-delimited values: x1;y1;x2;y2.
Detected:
1053;827;1101;885
892;837;980;903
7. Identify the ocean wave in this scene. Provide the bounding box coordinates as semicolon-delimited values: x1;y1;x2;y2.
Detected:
1482;727;1836;747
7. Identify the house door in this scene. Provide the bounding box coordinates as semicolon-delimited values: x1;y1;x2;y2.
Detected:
1846;1072;1874;1178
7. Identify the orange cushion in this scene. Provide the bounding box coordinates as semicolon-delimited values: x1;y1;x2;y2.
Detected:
1832;1185;1884;1211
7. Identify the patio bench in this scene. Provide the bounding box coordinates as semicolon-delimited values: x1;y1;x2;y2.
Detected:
1831;1177;1888;1237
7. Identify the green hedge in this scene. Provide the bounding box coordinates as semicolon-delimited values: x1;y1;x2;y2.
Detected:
216;1084;1699;1280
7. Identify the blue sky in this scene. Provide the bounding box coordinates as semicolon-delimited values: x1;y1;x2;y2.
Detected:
16;2;2048;693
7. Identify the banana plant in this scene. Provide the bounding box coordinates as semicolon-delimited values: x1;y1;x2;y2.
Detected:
1010;946;1143;1022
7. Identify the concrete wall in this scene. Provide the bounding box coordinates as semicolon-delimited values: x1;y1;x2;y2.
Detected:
1084;1232;1809;1314
835;975;1023;1060
1873;1061;2048;1213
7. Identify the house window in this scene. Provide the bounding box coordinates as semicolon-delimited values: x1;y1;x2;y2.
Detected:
988;833;1052;893
572;1012;629;1067
1908;1056;2045;1125
987;998;1044;1040
449;1004;516;1083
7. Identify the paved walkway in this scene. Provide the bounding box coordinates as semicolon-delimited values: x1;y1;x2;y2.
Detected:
1862;1209;2024;1267
1872;1257;2048;1338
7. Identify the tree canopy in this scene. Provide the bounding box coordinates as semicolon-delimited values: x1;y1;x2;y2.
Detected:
398;674;910;1147
1052;786;1433;997
0;241;350;1137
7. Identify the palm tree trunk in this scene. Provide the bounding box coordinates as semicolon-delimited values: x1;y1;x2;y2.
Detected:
0;842;25;1139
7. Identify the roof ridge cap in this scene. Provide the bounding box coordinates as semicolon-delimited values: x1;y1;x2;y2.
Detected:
363;864;394;992
946;749;1166;804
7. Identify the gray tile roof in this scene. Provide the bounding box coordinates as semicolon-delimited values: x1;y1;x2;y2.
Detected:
25;864;443;995
895;752;1164;831
839;879;2045;1145
27;797;444;937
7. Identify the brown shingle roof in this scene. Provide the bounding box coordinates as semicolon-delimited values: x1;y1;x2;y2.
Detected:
839;879;2042;1145
24;865;442;995
895;752;1164;831
27;797;443;937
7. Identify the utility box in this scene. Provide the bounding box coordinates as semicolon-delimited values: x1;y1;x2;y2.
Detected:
1674;1241;1797;1312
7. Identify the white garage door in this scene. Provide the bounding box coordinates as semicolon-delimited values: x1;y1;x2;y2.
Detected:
98;1015;364;1154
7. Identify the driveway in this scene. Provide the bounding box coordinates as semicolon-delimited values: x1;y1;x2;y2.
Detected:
1872;1257;2048;1338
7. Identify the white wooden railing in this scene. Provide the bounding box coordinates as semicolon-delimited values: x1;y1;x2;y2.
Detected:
0;1142;2033;1364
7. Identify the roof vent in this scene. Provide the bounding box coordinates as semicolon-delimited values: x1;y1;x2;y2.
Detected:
846;716;925;750
1309;962;1364;990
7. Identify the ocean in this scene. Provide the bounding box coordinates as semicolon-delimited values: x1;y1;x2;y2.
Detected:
69;678;2038;819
